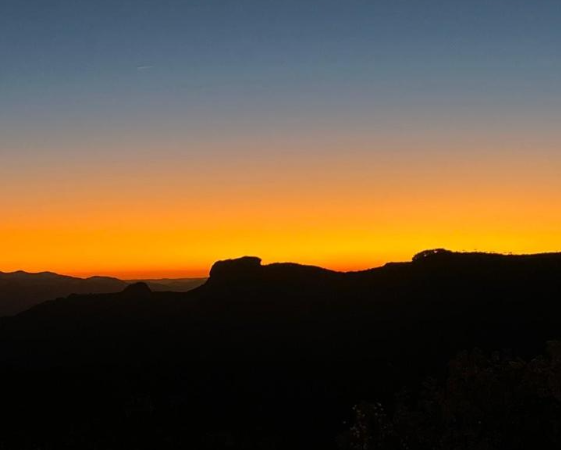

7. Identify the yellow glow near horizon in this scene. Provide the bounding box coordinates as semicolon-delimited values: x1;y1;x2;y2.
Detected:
1;134;559;278
1;0;559;281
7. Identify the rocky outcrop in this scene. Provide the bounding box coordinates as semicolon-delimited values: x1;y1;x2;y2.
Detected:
208;256;262;284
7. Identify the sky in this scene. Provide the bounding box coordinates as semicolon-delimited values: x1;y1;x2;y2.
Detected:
0;0;560;278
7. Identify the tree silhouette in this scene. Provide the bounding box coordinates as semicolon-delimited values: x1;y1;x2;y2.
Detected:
339;342;560;450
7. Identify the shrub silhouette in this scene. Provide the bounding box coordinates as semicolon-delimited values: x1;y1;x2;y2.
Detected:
340;342;560;450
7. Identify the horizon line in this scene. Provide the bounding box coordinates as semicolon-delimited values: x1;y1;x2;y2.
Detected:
2;248;560;281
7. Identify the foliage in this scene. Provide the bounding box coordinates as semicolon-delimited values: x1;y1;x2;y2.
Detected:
412;249;453;261
339;342;560;450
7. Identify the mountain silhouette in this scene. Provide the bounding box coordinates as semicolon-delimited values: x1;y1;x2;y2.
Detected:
0;270;127;316
0;249;559;449
0;271;206;316
2;249;558;368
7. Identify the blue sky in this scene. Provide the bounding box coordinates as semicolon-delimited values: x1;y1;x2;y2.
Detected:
1;0;558;155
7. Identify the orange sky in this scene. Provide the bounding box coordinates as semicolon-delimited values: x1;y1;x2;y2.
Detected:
1;132;559;278
1;0;559;279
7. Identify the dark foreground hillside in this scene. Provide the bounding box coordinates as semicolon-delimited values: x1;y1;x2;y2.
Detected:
0;250;559;449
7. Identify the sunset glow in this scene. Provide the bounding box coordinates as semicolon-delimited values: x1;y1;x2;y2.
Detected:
2;133;559;277
1;1;559;278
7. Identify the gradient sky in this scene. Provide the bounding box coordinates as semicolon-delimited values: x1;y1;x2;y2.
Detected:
1;0;560;277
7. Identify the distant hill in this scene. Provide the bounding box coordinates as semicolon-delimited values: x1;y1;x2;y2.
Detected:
0;271;207;316
125;277;207;292
0;271;127;316
0;250;558;448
